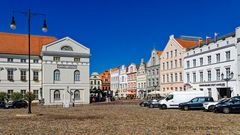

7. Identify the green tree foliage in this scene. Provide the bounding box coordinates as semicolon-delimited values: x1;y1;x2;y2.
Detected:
0;92;7;101
11;92;23;101
24;92;36;102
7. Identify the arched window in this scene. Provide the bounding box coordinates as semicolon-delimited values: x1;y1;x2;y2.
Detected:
74;90;80;100
54;90;60;100
61;46;73;51
54;70;60;81
74;70;80;81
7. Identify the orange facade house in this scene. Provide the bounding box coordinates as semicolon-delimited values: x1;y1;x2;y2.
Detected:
100;70;111;91
159;35;198;96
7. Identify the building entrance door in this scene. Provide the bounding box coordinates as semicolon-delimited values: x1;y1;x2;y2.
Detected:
217;88;231;99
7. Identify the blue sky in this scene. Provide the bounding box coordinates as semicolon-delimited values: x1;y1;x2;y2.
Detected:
0;0;239;73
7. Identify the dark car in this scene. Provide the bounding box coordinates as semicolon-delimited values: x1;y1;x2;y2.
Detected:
139;100;151;107
179;97;214;111
214;97;240;114
148;97;165;108
0;101;6;109
6;100;28;108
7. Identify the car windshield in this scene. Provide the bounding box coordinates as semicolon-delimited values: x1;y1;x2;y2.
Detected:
218;98;229;103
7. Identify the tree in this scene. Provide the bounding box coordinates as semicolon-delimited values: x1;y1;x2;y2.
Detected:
0;92;7;101
11;92;23;101
24;92;35;102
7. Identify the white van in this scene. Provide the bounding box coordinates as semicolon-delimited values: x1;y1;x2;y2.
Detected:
159;91;205;109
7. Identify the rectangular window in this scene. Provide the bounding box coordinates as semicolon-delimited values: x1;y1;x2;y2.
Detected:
33;59;39;63
74;57;80;62
226;68;230;78
7;90;13;99
171;51;173;58
167;74;169;82
175;49;177;57
20;70;26;81
187;61;190;68
163;75;165;83
53;57;60;62
170;61;173;69
208;88;212;97
163;63;165;70
7;58;13;62
175;73;178;82
175;60;177;68
193;59;196;67
226;51;230;61
208;56;211;64
216;53;220;63
179;59;182;67
156;69;159;75
187;73;190;83
216;69;220;81
208;70;211;81
180;72;182;81
7;69;14;81
166;52;169;59
200;72;203;82
200;57;203;66
193;72;196;83
21;90;26;97
33;90;39;100
171;74;173;82
21;59;26;63
167;62;169;69
33;71;39;81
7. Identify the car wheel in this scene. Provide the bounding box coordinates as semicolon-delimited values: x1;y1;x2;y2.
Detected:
149;104;153;108
140;104;144;107
161;104;167;109
208;105;215;112
183;106;189;111
13;106;16;109
223;107;230;114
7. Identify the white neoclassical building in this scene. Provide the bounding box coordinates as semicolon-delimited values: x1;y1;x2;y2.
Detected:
0;32;90;105
184;27;240;101
110;67;120;97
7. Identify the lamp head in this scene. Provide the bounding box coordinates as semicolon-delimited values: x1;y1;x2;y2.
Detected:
42;19;48;32
10;16;16;30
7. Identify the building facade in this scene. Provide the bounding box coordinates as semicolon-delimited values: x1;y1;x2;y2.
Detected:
100;70;111;91
90;72;102;90
118;65;128;98
127;63;138;98
136;58;146;98
146;49;162;94
110;67;119;96
0;33;90;105
160;35;197;96
184;27;240;101
41;37;90;105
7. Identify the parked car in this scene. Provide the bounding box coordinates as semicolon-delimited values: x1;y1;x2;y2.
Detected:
6;100;28;109
214;97;240;114
148;97;165;108
203;98;229;112
179;97;214;111
159;91;205;109
0;101;6;109
139;100;151;107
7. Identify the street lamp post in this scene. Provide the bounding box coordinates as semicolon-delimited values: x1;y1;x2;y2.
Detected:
10;9;48;114
221;72;234;88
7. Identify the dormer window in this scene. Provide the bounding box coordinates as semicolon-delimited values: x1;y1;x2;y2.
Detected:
61;46;73;51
